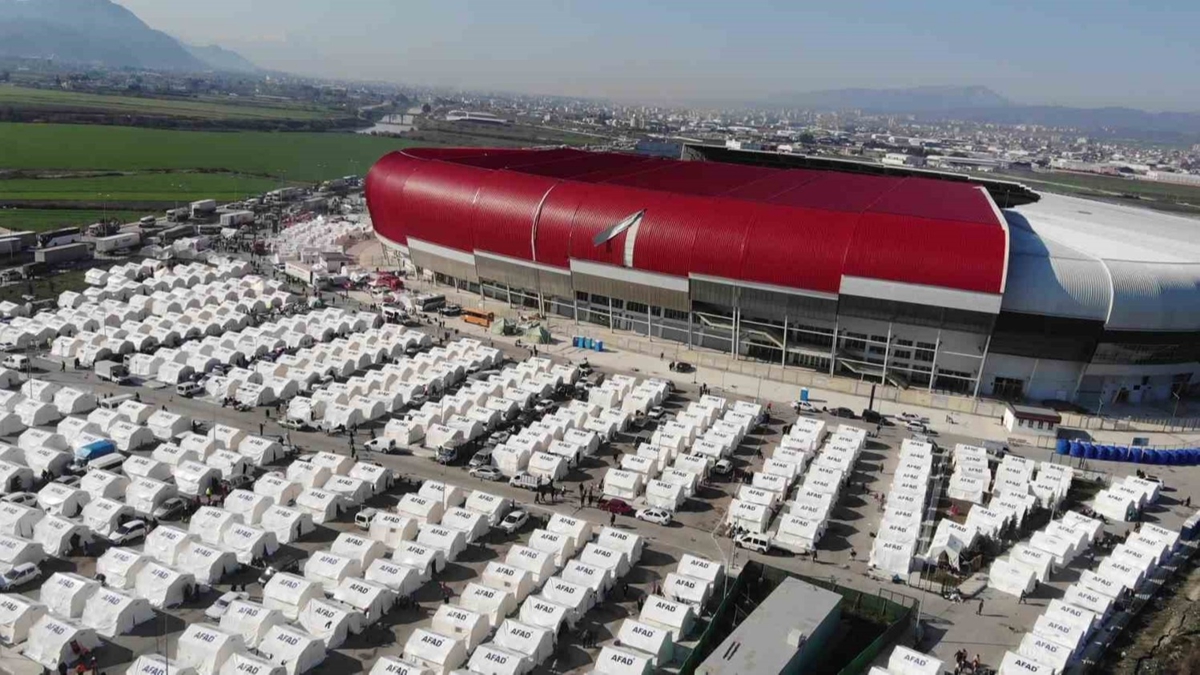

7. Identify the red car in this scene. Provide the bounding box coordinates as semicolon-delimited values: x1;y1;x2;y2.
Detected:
599;498;634;516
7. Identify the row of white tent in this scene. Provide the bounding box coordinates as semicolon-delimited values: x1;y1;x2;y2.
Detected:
79;258;251;295
81;258;172;288
868;439;936;578
270;215;371;260
1006;518;1181;674
1093;474;1162;523
988;509;1104;599
0;381;101;434
870;645;945;675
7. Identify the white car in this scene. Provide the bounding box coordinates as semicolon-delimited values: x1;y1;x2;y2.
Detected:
0;562;39;590
792;401;817;414
498;510;528;534
2;492;37;507
363;437;396;453
733;532;773;554
205;591;249;620
109;520;149;545
469;466;504;482
636;508;673;526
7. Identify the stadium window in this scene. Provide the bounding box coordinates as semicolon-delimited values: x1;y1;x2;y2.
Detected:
892;350;912;360
664;309;689;321
627;301;647;314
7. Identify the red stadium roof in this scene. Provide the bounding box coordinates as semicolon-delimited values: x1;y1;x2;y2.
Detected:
366;148;1009;296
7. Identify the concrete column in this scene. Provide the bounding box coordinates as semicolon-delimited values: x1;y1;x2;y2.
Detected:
973;334;993;398
781;315;789;367
881;322;893;386
647;305;653;339
687;311;693;349
732;307;740;359
607;297;614;330
928;329;943;393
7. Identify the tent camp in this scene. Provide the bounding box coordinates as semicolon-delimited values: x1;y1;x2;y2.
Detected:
125;478;177;517
179;540;239;583
144;525;194;566
79;469;128;501
0;594;45;645
178;624;248;675
439;507;489;544
294;488;348;524
492;620;554;668
256;475;302;507
286;461;331;490
458;582;519;629
403;628;468;675
219;600;287;648
259;505;315;544
331;533;390;569
22;615;100;670
324;475;373;506
95;547;147;590
224;490;274;526
304;551;362;593
298;597;358;649
431;604;489;652
262;573;323;621
135;561;194;608
397;494;444;527
80;587;154;637
41;572;99;618
190;506;241;546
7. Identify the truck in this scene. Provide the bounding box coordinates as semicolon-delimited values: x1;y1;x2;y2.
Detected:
219;211;255;228
190;200;217;220
93;232;141;254
166;208;190;223
34;243;91;266
95;360;130;383
158;224;196;245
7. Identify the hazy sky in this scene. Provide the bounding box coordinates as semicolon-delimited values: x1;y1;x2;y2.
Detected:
119;0;1200;110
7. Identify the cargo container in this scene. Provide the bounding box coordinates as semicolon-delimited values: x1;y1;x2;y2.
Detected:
219;211;255;228
35;243;92;265
190;200;217;219
94;232;142;254
0;232;36;254
158;224;196;245
166;209;190;223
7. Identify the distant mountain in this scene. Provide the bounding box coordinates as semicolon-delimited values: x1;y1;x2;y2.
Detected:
924;105;1200;138
0;0;252;72
184;43;259;73
772;85;1012;113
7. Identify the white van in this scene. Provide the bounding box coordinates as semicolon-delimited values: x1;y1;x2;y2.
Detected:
176;382;205;398
99;393;136;410
734;532;773;554
355;507;378;530
87;453;127;474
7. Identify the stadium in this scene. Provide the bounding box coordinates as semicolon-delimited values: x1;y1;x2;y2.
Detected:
365;146;1200;408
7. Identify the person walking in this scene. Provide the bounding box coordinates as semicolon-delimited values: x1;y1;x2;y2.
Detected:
610;512;616;526
977;599;984;615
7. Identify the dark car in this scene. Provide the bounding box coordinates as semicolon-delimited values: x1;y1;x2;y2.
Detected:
831;407;857;419
439;304;463;317
599;498;635;516
669;362;694;373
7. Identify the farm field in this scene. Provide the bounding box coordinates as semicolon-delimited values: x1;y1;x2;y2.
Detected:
0;173;286;203
0;85;345;121
0;208;148;232
996;169;1200;215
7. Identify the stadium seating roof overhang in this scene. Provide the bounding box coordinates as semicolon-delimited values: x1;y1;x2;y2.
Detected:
366;148;1010;312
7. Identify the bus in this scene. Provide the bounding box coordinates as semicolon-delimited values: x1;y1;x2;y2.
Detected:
416;294;446;312
463;308;494;328
36;227;81;249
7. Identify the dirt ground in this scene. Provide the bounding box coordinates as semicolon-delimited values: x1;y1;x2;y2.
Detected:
1103;559;1200;675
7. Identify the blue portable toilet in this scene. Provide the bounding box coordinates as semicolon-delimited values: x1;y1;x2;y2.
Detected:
1084;443;1098;460
573;337;581;348
1100;446;1114;461
1189;449;1200;466
596;341;604;352
1056;439;1069;455
1115;446;1129;462
1144;449;1160;465
800;388;810;403
1166;450;1181;466
587;338;595;350
1070;441;1083;458
1129;447;1144;463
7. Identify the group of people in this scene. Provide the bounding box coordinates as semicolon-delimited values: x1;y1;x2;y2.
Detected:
953;649;982;675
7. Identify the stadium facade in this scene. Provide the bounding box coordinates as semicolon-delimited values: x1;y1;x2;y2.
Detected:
365;146;1200;407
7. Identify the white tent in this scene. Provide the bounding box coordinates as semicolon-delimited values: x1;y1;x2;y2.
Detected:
638;595;695;640
518;595;571;634
178;540;239;584
123;455;172;482
220;599;287;648
308;451;354;476
527;529;573;569
726;499;771;534
41;572;99;618
439;507;490;544
32;513;89;557
0;503;42;539
1046;599;1097;636
237;436;285;466
492;444;531;477
505;545;557;586
584;538;636;577
148;410;190;440
190;506;241;546
178;624;248;675
255;475;302;507
645;479;686;511
544;513;592;556
285;461;331;490
224;490;274;526
0;593;46;645
998;652;1055;675
349;462;393;495
207;450;253;481
526;452;568;482
466;645;531;675
458;582;519;629
1063;584;1113;619
417;524;469;562
180;432;218;460
431;604;490;652
125;478;176;516
37;483;90;517
96;547;147;590
24;446;71;479
262;573;322;621
295;488;347;524
298;597;357;649
418;480;467;509
988;558;1038;598
403;628;468;675
397;494;444;527
174;461;222;498
369;656;434;675
324;475;372;506
1017;634;1071;673
128;655;198;675
331;532;390;568
259;505;314;544
304;551;362;593
80;497;132;539
562;559;613;598
615;619;673;665
81;586;154;637
365;559;423;597
135;561;194;608
332;577;396;625
368;512;419;548
593;646;653;675
492;620;554;667
602;469;644;501
887;646;945;675
79;469;128;501
22;615;100;669
482;562;536;603
0;461;34;494
1011;545;1055;583
663;571;712;610
1032;615;1085;656
464;491;510;527
219;654;285;675
1097;557;1145;591
144;525;194;566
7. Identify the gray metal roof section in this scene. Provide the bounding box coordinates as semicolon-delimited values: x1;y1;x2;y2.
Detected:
1001;210;1111;321
1005;193;1200;331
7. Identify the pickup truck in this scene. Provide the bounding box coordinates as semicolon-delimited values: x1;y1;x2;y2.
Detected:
95;360;130;384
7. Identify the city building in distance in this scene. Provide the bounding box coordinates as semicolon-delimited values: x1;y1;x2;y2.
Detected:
366;146;1200;408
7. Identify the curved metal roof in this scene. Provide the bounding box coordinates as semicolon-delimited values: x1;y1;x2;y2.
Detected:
366;148;1009;299
1000;211;1111;321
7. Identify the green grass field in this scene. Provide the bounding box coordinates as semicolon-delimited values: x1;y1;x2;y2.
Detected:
0;123;428;180
0;173;286;202
0;85;341;121
996;170;1200;209
0;208;148;232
